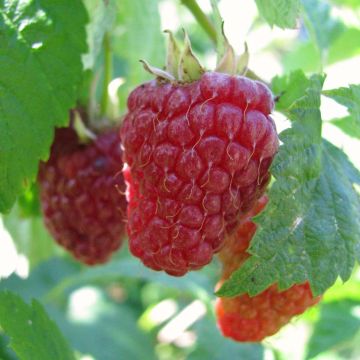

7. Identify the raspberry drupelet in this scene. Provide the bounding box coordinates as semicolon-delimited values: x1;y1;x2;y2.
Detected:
121;72;279;275
38;127;127;265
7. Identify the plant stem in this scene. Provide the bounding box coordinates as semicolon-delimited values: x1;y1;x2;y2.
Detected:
180;0;217;44
180;0;270;88
100;32;112;117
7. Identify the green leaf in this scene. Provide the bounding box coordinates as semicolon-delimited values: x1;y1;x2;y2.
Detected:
301;0;345;61
255;0;300;29
51;287;157;360
0;0;88;213
217;73;360;298
271;70;311;111
282;27;360;73
0;291;75;360
3;203;58;269
306;300;360;359
328;28;360;64
82;0;116;69
324;85;360;139
0;333;18;360
282;42;320;74
44;256;215;303
115;0;165;111
323;276;360;303
0;258;81;302
330;116;360;139
16;183;41;218
189;317;264;360
329;0;360;8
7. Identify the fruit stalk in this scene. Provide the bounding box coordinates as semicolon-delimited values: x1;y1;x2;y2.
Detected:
180;0;217;43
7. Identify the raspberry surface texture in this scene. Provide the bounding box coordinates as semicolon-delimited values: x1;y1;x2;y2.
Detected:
216;282;319;342
38;127;127;265
121;72;279;276
216;196;320;342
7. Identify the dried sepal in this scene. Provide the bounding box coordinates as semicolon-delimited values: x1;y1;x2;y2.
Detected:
236;42;249;75
215;27;236;74
73;110;96;144
164;30;181;79
139;59;176;82
178;30;205;82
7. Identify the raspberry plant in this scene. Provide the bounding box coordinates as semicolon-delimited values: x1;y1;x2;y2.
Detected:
0;0;360;359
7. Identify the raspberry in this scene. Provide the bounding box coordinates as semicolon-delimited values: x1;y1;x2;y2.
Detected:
216;196;320;342
38;127;127;265
215;282;319;342
219;195;269;279
121;72;279;275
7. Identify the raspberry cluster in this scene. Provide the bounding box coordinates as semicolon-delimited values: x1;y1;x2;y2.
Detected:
38;127;127;265
215;196;321;342
121;72;279;275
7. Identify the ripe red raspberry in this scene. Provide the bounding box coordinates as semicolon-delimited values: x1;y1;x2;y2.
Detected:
219;195;268;279
38;127;127;265
215;282;320;342
216;197;320;342
121;72;279;275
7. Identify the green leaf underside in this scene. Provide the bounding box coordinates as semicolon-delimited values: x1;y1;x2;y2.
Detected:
0;0;88;213
301;0;345;61
0;291;75;360
306;300;360;359
324;85;360;139
218;73;360;298
255;0;300;29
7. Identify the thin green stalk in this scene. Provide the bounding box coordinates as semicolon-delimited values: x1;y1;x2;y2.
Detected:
180;0;270;87
180;0;217;44
100;32;112;117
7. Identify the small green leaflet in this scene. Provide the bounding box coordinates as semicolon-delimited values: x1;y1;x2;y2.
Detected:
271;70;311;112
301;0;344;62
255;0;300;29
324;85;360;140
217;72;360;298
306;300;360;359
331;116;360;139
0;291;75;360
0;0;88;213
